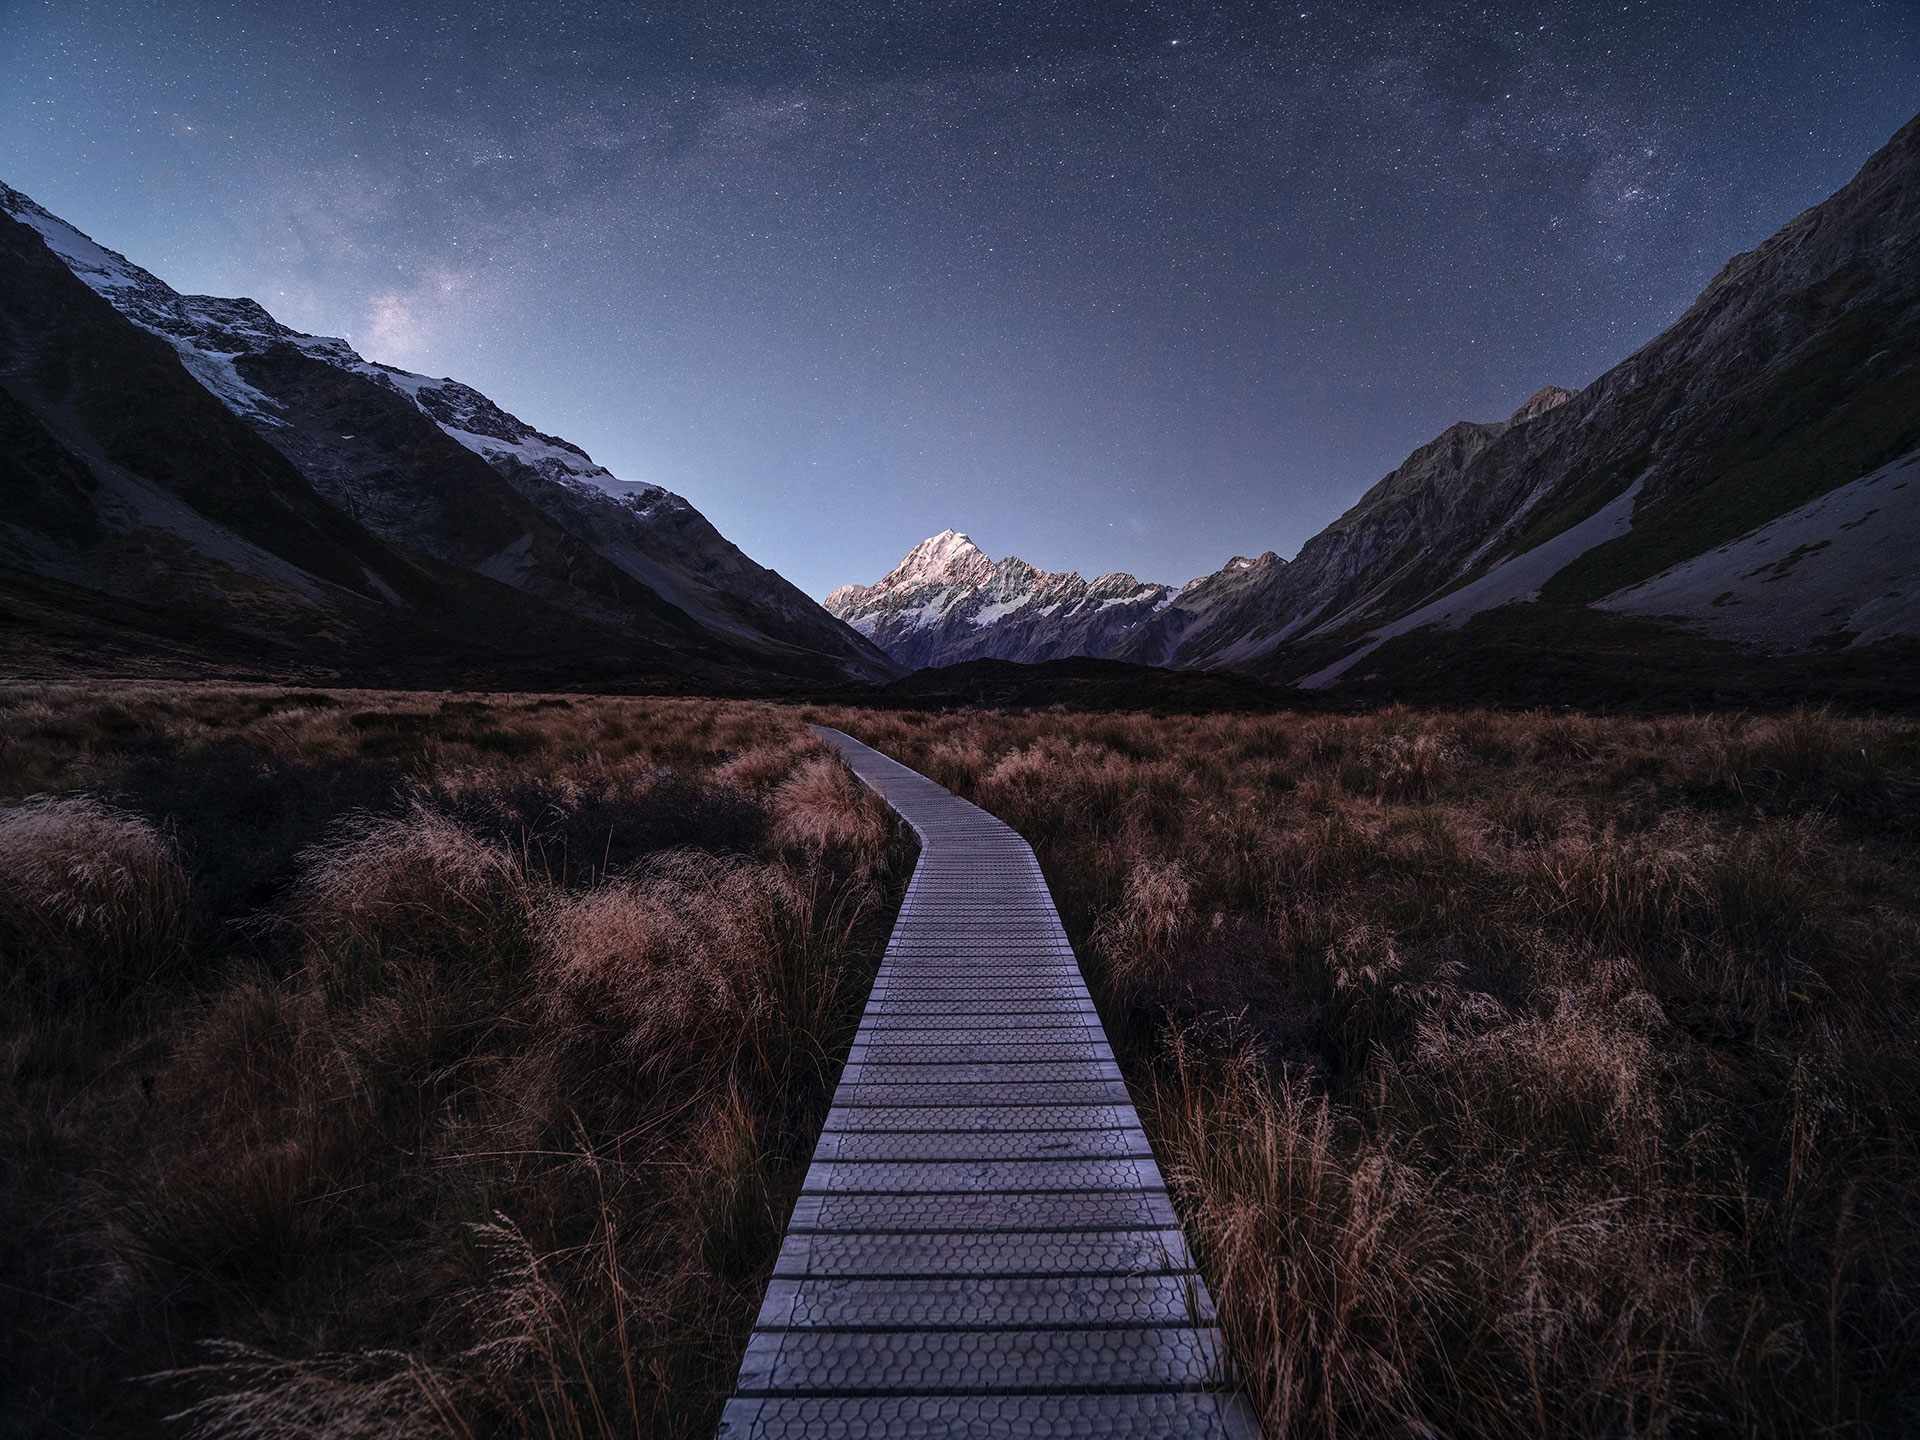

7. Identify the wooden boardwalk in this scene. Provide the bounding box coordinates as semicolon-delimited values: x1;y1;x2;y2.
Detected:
719;728;1258;1439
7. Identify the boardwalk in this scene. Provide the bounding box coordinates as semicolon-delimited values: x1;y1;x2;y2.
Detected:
718;729;1258;1439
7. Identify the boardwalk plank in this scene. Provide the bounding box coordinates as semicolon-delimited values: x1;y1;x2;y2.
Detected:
716;727;1258;1439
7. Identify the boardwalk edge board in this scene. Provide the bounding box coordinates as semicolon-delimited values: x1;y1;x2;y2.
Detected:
717;726;1261;1440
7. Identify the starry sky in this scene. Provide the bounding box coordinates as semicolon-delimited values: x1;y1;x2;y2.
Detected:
4;2;1918;597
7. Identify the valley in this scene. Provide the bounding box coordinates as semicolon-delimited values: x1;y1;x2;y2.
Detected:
2;40;1918;1440
830;116;1920;702
4;683;1916;1436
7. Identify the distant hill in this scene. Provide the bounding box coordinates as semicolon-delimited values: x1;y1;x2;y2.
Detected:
839;656;1289;713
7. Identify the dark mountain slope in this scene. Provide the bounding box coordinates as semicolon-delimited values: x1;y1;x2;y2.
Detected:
1543;116;1920;604
0;208;803;687
0;382;101;550
1108;112;1920;688
226;339;693;631
0;208;418;607
0;182;899;685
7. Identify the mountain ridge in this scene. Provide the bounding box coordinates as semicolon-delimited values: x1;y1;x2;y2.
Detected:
0;199;793;688
833;110;1920;693
0;183;901;686
824;529;1174;669
1180;113;1920;682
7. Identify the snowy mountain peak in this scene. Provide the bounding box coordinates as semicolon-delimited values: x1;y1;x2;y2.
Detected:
889;529;991;585
826;531;1174;670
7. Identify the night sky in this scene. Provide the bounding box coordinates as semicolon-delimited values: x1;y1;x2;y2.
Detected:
4;3;1918;598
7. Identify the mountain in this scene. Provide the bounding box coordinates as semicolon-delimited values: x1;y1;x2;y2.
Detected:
1110;386;1577;669
824;530;1173;669
1121;111;1920;691
0;183;899;687
831;112;1919;704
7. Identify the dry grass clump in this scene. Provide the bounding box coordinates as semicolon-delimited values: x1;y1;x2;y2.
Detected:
156;1341;444;1440
0;684;911;1440
812;701;1920;1437
295;804;534;1001
1152;1046;1452;1435
768;755;892;871
1095;858;1194;992
0;794;190;1003
538;850;852;1100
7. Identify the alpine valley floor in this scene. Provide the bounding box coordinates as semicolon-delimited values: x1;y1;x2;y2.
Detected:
4;685;1920;1438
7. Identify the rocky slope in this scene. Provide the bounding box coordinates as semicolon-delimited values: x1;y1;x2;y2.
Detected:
1596;443;1920;651
825;530;1173;669
0;202;782;687
0;183;899;685
1119;111;1920;684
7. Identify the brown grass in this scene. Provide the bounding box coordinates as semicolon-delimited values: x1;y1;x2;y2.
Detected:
11;683;1916;1437
0;683;911;1439
0;794;191;1002
809;702;1920;1437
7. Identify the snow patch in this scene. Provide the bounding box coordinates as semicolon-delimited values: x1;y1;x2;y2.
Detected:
171;343;286;423
1297;478;1644;689
969;597;1031;627
1597;449;1920;648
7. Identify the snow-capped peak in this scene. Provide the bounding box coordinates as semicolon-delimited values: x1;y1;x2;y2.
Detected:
890;528;989;584
0;183;151;294
825;530;1175;669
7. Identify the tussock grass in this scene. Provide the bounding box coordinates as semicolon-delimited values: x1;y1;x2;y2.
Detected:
0;794;191;1004
812;702;1920;1437
0;683;911;1439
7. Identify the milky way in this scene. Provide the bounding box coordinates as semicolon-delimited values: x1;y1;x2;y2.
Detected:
3;1;1917;596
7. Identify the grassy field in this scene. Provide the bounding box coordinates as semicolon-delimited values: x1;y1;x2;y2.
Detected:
811;703;1920;1438
7;687;1918;1438
0;684;913;1439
